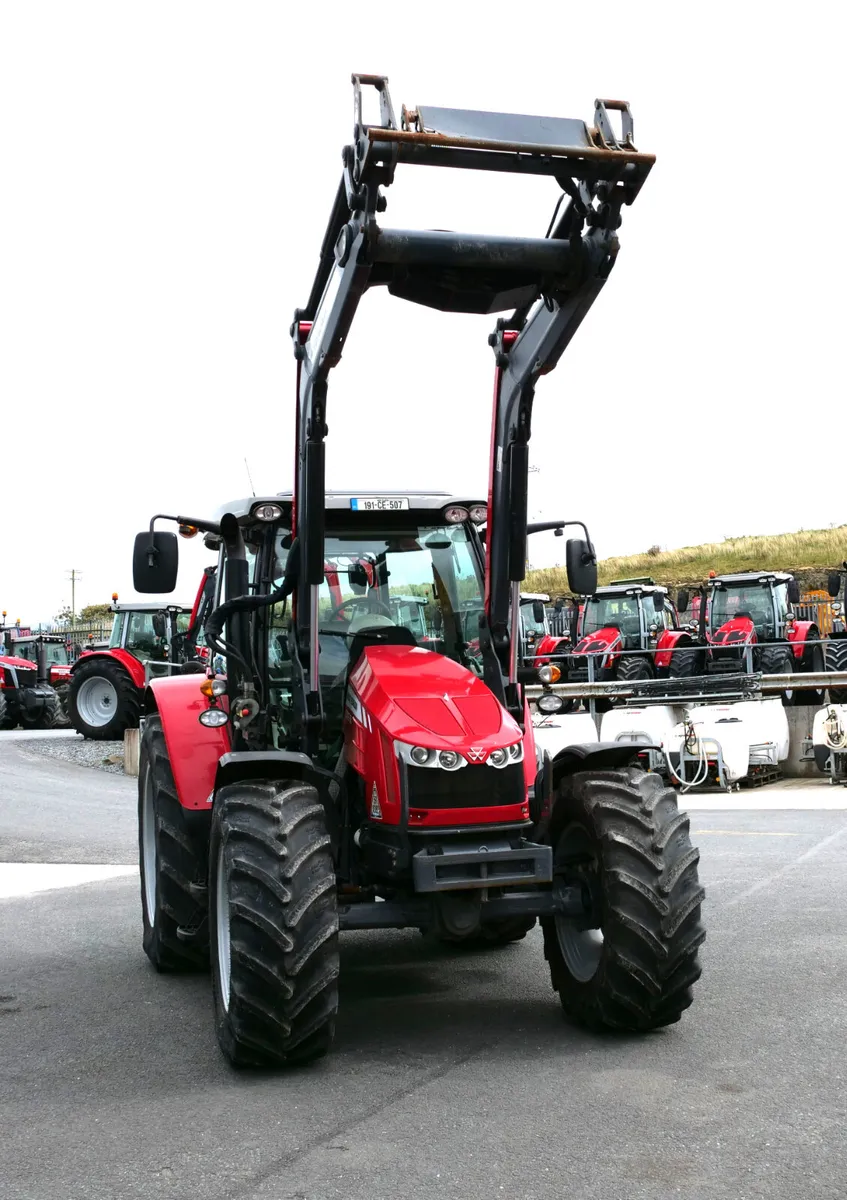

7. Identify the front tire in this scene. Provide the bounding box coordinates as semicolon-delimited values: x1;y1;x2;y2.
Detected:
827;638;847;704
209;780;339;1068
795;631;825;706
69;658;141;739
668;646;704;679
0;691;13;730
759;644;795;707
542;767;705;1031
18;691;62;730
138;716;209;971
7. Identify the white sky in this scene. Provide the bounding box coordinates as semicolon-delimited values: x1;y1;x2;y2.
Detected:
1;4;843;623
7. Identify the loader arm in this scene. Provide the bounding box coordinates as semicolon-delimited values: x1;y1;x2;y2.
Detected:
292;74;654;745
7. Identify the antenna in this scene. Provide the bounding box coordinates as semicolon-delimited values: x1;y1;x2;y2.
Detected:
244;458;256;497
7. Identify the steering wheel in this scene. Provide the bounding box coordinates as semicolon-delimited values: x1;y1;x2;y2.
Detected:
327;596;393;623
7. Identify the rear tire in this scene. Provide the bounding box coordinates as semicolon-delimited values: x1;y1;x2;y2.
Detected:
542;767;705;1031
826;639;847;704
139;716;209;971
209;780;339;1068
759;644;794;707
69;658;141;740
53;684;71;727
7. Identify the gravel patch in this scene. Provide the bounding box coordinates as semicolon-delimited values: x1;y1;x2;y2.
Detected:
21;734;127;774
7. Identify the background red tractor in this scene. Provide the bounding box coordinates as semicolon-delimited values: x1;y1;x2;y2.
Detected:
675;570;824;705
4;632;72;725
68;572;215;739
568;577;696;690
0;625;63;729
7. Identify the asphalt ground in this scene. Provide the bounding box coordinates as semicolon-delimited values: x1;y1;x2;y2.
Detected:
2;730;846;1199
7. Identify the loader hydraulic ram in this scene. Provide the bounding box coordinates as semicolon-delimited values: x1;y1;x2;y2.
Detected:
132;76;704;1068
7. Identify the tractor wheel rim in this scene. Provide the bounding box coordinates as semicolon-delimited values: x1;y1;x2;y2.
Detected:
76;676;118;726
216;843;231;1012
554;823;604;983
141;766;157;928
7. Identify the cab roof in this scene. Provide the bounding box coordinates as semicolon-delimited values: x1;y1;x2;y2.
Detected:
709;572;793;586
592;583;668;598
210;491;486;524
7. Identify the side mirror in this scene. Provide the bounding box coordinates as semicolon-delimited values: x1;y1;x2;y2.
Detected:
566;538;597;597
133;532;178;594
432;609;443;632
554;597;564;612
787;579;801;605
532;600;545;624
152;612;167;639
653;592;664;613
677;589;690;613
828;572;842;598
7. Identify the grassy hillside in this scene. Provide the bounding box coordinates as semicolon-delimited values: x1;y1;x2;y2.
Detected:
526;525;847;596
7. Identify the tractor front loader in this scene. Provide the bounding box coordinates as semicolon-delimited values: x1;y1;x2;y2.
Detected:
132;77;705;1068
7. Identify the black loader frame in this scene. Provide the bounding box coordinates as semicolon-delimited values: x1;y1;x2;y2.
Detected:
289;76;652;747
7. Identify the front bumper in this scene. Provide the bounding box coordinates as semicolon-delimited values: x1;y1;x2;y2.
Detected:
412;836;552;892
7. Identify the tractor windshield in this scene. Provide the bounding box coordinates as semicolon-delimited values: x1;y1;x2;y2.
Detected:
581;595;642;639
710;585;778;637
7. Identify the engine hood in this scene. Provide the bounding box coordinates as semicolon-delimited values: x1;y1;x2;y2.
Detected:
0;655;37;671
349;645;521;750
710;616;756;645
573;627;622;655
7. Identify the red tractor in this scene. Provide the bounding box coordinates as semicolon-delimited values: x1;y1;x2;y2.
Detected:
68;572;216;739
566;578;696;691
4;633;72;724
674;571;824;704
0;626;63;729
131;78;704;1067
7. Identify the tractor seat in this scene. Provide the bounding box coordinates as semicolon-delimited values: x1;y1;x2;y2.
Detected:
347;612;396;635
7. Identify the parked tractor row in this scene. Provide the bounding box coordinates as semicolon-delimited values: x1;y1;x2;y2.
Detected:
533;569;835;712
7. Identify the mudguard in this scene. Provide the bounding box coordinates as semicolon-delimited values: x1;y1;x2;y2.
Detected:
146;675;231;810
655;628;691;670
71;648;147;690
787;620;816;662
550;740;657;789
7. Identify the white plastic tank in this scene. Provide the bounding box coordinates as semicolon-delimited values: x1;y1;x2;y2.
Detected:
666;699;789;784
600;705;683;748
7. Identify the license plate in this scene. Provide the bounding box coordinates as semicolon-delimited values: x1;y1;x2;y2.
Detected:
350;497;409;511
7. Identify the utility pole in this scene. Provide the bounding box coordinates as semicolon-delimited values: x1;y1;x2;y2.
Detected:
67;569;81;630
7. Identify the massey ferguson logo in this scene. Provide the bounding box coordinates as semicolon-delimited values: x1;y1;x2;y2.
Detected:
466;747;487;763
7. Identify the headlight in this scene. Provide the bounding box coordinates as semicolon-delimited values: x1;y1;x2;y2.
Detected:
198;708;228;728
443;505;469;524
438;750;462;769
508;742;523;761
833;603;843;615
488;748;508;768
537;693;565;714
410;746;431;766
469;504;488;524
538;664;561;684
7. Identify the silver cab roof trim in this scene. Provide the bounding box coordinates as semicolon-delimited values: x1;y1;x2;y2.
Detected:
209;492;486;524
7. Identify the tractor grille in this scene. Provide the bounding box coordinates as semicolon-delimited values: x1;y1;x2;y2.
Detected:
8;665;36;689
406;762;524;810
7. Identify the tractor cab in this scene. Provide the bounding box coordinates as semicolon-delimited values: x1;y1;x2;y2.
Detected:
107;602;192;672
706;572;799;647
575;579;677;653
200;491;491;766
